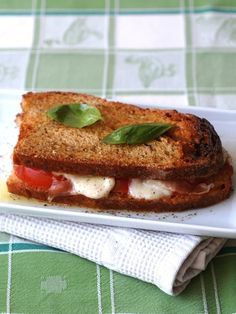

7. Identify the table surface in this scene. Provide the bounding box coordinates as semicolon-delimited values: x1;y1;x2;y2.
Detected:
0;0;236;313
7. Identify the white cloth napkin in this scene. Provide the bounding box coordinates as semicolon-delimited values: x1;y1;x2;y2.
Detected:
0;214;225;295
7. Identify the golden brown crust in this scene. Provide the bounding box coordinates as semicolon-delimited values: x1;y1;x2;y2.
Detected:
13;91;223;180
7;161;233;212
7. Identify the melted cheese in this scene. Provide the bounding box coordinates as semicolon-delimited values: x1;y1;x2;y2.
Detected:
129;179;172;200
62;174;115;199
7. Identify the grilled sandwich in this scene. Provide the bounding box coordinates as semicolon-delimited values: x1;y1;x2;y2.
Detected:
7;92;233;212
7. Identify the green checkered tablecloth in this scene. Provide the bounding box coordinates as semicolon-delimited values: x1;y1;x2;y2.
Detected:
0;0;236;313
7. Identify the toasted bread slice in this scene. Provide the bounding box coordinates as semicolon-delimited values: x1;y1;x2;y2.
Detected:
13;92;223;180
7;160;233;212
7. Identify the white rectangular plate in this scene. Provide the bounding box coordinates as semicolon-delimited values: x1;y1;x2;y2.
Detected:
0;100;235;238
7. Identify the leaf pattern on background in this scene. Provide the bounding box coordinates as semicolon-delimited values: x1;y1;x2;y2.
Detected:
126;56;176;88
0;64;18;82
41;276;67;294
196;16;236;46
44;18;103;47
216;18;236;45
63;18;102;45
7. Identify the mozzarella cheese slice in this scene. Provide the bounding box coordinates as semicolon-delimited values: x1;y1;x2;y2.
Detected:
129;179;172;200
62;174;115;199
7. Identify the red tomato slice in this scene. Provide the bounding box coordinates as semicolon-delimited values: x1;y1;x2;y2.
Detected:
113;179;129;194
14;165;53;189
14;165;72;196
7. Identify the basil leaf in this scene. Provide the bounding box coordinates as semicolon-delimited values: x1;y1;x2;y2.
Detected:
47;103;102;128
102;123;173;145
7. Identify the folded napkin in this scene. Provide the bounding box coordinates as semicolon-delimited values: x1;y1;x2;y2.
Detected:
0;214;225;295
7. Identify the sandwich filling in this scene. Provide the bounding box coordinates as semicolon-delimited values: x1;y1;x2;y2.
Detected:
55;174;115;199
13;164;216;201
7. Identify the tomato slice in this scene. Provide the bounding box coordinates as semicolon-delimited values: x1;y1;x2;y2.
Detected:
113;179;129;194
14;165;53;189
14;165;73;196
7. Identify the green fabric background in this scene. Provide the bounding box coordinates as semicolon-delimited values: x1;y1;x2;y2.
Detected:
0;0;236;313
